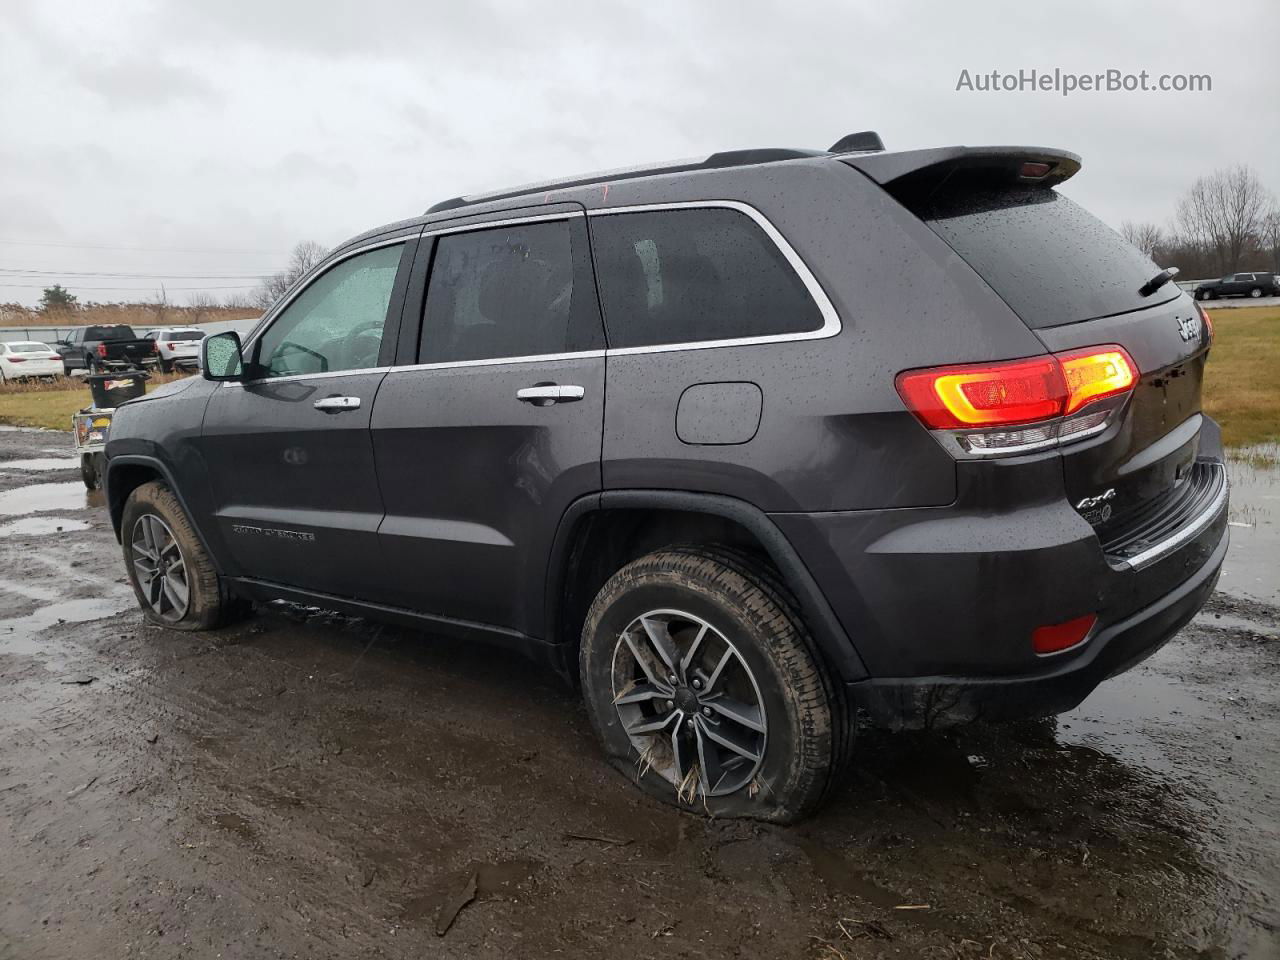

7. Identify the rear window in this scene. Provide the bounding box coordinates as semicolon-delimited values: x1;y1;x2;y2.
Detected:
917;186;1176;328
86;325;137;340
165;330;205;340
10;342;49;353
590;207;824;349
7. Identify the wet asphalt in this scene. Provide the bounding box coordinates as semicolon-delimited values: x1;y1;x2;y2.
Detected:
0;425;1277;959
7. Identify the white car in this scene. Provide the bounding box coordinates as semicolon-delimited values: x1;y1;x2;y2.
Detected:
0;340;63;382
142;328;206;372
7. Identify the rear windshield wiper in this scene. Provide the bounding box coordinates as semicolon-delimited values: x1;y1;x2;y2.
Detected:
1139;266;1179;297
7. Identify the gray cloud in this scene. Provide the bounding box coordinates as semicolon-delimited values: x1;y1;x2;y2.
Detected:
0;0;1276;305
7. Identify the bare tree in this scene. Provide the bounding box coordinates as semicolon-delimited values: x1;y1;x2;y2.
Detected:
1175;165;1270;274
186;291;217;324
1120;221;1163;259
1264;207;1280;273
149;285;170;327
254;240;328;310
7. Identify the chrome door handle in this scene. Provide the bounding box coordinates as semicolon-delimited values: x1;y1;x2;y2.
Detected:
516;384;585;406
313;396;361;412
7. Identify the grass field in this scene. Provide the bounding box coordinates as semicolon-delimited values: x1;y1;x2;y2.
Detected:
1;307;1276;445
0;371;191;431
1201;306;1280;448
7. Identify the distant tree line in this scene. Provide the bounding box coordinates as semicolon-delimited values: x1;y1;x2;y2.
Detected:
1120;164;1278;279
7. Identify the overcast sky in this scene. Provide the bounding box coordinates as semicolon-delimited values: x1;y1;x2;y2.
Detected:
1;0;1277;307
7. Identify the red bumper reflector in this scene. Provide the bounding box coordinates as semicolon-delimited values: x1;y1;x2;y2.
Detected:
1033;614;1097;655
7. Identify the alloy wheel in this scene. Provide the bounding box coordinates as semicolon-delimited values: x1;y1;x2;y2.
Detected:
611;609;767;799
130;513;189;622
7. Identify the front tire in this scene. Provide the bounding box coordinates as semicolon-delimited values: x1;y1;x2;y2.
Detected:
121;481;244;631
580;547;847;823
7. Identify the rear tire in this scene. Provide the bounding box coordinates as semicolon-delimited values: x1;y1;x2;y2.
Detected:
159;357;173;373
579;546;847;823
1250;287;1263;298
121;481;246;631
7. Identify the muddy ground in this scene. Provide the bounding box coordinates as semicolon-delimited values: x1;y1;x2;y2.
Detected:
1;426;1277;960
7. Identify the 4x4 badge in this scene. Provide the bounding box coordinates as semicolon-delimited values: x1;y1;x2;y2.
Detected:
1076;488;1116;510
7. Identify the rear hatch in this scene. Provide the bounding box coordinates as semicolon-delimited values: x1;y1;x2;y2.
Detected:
847;148;1218;556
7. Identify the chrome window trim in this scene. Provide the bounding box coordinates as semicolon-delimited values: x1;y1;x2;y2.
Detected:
235;201;840;382
421;210;583;238
587;199;842;356
1119;463;1228;571
388;349;606;375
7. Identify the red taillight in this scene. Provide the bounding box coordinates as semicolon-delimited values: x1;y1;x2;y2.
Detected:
1020;161;1052;179
896;356;1066;430
8;356;25;363
896;345;1138;433
167;342;177;350
1196;300;1214;346
97;343;108;357
1057;347;1138;415
1033;614;1096;655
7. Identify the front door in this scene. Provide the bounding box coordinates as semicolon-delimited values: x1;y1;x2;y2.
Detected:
201;237;416;599
371;208;606;637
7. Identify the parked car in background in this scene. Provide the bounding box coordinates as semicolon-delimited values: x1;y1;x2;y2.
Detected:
1194;272;1279;300
143;328;206;372
58;324;157;374
103;137;1227;822
0;340;64;382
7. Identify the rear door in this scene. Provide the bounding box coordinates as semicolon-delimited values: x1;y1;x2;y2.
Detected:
908;174;1216;549
200;236;417;598
371;205;605;636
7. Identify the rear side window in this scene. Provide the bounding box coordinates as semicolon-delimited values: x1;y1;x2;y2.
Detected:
590;207;823;349
917;186;1175;328
420;217;599;364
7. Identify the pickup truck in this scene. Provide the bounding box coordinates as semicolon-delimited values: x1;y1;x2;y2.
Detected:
58;325;158;374
1193;271;1280;301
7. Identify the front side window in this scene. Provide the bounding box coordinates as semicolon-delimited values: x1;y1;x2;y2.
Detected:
255;244;403;378
589;207;824;349
419;218;597;364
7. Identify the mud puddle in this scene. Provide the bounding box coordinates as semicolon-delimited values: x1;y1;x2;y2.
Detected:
0;458;78;471
0;594;133;656
1221;445;1280;604
0;516;91;537
0;481;99;516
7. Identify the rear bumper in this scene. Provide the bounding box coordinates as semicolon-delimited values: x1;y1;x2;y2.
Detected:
770;418;1229;728
848;526;1225;728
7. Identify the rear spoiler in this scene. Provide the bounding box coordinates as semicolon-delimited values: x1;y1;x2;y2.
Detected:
842;145;1082;195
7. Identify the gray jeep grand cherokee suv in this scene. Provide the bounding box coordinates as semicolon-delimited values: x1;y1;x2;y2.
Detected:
103;136;1228;822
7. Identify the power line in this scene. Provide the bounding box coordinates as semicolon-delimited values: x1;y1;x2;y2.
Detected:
0;237;283;255
0;282;259;291
0;268;274;280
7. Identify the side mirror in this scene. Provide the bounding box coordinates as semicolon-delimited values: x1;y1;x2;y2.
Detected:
202;331;245;382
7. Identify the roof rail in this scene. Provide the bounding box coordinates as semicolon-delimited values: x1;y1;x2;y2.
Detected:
425;146;831;215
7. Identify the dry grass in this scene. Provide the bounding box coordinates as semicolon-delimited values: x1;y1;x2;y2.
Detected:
0;371;193;431
1202;307;1280;447
2;308;1274;446
0;303;257;329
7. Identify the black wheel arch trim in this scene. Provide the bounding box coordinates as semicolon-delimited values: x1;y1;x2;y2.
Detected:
544;489;869;682
104;454;223;576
